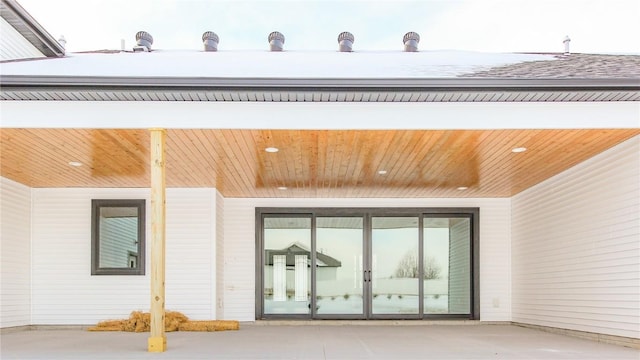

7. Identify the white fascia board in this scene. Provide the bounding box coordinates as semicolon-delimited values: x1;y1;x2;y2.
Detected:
1;101;639;129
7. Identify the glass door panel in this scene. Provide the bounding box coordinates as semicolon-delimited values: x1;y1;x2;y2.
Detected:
264;217;311;315
423;217;471;314
316;217;364;315
371;217;419;315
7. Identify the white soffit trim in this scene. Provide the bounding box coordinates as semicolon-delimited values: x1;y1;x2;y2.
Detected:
1;101;639;129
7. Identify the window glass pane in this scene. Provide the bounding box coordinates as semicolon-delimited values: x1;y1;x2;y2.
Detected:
264;217;311;315
98;207;139;268
92;199;145;275
316;217;363;315
424;217;470;314
371;217;419;315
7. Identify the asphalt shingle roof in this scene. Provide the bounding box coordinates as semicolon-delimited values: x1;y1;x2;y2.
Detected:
461;53;640;79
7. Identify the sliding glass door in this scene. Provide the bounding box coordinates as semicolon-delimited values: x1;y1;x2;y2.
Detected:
257;208;478;320
263;216;311;315
423;217;471;315
316;217;364;316
371;217;420;317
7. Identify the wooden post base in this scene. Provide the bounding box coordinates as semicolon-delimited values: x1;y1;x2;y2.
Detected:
148;336;167;352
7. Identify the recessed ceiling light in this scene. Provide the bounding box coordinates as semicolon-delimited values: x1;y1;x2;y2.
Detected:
265;147;279;153
277;186;288;190
511;147;527;153
377;170;387;175
68;161;82;167
457;186;468;191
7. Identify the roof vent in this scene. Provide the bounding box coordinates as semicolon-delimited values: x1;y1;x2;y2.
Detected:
134;31;153;52
403;32;420;52
338;31;354;52
57;35;66;53
203;31;219;51
268;31;285;51
563;35;571;55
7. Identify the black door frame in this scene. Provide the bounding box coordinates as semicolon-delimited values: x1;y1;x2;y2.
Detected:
255;207;480;320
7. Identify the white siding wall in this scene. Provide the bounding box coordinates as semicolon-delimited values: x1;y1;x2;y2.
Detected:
31;188;216;325
449;219;471;313
215;190;225;319
512;136;640;339
0;17;45;61
0;177;32;328
223;198;511;321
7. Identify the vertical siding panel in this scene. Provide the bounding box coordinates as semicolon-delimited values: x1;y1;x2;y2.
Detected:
30;188;216;324
0;177;32;328
216;190;225;319
512;135;640;339
223;197;511;321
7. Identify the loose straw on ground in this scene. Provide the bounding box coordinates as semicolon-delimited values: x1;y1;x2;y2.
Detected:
88;311;239;332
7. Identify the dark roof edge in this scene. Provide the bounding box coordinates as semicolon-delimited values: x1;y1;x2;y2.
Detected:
1;75;639;91
1;0;65;57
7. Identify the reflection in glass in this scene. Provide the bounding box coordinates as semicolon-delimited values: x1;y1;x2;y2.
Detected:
264;217;311;314
371;217;419;315
424;217;470;314
316;217;363;315
99;206;139;268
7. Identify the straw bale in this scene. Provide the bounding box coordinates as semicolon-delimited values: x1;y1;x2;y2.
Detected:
165;311;189;332
88;311;238;332
87;319;126;331
179;320;240;332
123;311;150;332
88;319;126;331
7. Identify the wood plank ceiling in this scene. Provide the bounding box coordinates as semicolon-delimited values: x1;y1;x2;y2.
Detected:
1;129;638;198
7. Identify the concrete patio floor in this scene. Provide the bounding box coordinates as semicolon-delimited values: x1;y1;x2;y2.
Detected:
1;324;638;359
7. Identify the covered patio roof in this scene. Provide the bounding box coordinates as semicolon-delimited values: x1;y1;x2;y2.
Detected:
1;6;638;198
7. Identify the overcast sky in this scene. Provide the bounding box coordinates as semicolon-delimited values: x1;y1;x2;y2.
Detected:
16;0;640;54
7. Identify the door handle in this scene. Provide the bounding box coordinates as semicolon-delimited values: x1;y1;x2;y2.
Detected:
363;270;372;282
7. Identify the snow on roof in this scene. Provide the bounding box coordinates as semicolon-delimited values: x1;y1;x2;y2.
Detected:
0;49;556;78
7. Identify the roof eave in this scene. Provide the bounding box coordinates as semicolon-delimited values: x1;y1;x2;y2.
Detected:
1;75;639;90
0;0;65;58
2;76;638;102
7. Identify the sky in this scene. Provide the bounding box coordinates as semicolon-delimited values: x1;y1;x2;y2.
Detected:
15;0;640;54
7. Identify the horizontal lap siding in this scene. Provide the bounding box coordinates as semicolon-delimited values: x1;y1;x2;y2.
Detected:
98;217;138;268
165;188;216;320
0;18;45;61
31;188;216;325
0;177;31;328
223;198;510;321
449;219;471;313
512;136;640;338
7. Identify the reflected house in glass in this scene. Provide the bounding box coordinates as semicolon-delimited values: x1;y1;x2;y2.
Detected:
264;242;341;301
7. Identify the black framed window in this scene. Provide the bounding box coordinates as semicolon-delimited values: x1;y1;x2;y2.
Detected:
91;199;145;275
255;207;479;320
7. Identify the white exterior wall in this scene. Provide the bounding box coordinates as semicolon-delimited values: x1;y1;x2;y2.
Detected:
215;190;225;318
0;17;45;61
31;188;217;325
512;136;640;339
223;198;511;321
0;177;32;328
449;219;471;313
